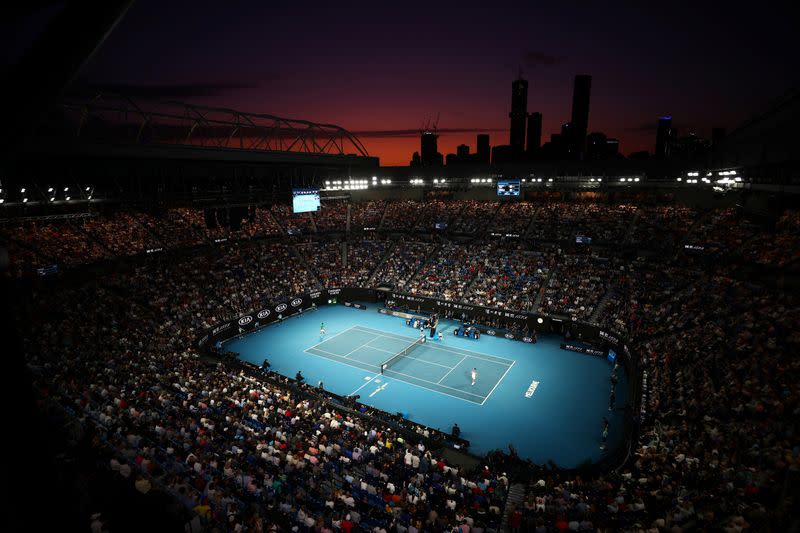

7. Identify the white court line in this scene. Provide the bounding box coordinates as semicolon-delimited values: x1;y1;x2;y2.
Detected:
363;340;454;369
303;348;381;366
309;345;453;371
353;325;515;366
306;346;485;399
437;354;467;384
480;359;516;406
369;383;388;397
381;367;486;398
349;372;382;396
301;346;481;404
305;326;357;351
342;334;384;358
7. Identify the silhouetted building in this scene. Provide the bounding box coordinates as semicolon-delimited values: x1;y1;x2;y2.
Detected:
586;132;621;160
492;144;517;164
526;112;542;154
711;127;726;148
477;134;490;164
672;133;711;159
419;130;443;167
655;116;673;159
561;122;575;158
509;77;528;151
586;132;608;159
628;150;650;160
570;75;592;158
446;144;472;166
410;151;421;166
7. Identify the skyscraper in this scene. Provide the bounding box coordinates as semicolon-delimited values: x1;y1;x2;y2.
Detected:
570;75;592;158
655;116;673;159
509;77;528;151
477;134;490;164
420;130;443;166
526;112;542;153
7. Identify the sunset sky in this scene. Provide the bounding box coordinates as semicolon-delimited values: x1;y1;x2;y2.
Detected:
4;2;797;165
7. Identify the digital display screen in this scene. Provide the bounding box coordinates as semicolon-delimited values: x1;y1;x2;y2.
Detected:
434;222;448;230
496;180;521;196
575;235;592;244
292;188;321;213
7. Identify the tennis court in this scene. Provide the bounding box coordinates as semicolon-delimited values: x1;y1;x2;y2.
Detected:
223;304;629;467
305;325;514;404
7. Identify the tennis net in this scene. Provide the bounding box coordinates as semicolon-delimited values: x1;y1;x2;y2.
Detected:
381;337;425;374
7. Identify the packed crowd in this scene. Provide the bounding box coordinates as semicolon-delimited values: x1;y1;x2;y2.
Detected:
538;252;620;320
463;245;553;312
272;204;315;235
405;243;492;301
21;277;510;532
8;202;793;280
382;201;426;231
373;240;434;290
11;198;800;532
300;240;388;288
350;200;386;230
110;241;320;329
314;201;349;232
412;200;465;232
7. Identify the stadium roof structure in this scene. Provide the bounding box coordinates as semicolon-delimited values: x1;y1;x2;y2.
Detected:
20;93;378;168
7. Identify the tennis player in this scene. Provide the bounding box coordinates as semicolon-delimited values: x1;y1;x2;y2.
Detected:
471;367;478;385
320;322;326;337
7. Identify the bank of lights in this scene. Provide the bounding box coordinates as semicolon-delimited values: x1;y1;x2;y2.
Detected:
618;177;640;182
323;179;369;190
432;178;447;184
410;179;425;185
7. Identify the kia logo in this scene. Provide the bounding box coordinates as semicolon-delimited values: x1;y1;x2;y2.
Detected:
275;303;288;313
487;330;496;336
238;316;253;326
257;309;271;319
504;333;514;339
523;337;533;343
291;298;302;307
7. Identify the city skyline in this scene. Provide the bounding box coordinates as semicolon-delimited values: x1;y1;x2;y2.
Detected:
2;2;797;166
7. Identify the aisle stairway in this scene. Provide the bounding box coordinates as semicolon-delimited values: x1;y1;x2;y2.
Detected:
500;483;527;532
590;287;617;323
365;240;399;286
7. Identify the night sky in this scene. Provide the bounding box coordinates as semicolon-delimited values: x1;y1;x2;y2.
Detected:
4;2;798;165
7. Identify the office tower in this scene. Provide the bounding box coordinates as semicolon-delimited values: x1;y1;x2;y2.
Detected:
570;75;591;158
561;122;574;158
526;112;542;153
586;132;608;159
509;77;528;151
456;144;470;157
477;134;490;164
655;116;673;159
420;130;442;166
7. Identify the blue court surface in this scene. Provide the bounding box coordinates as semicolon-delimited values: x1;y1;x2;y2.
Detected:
223;304;628;468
